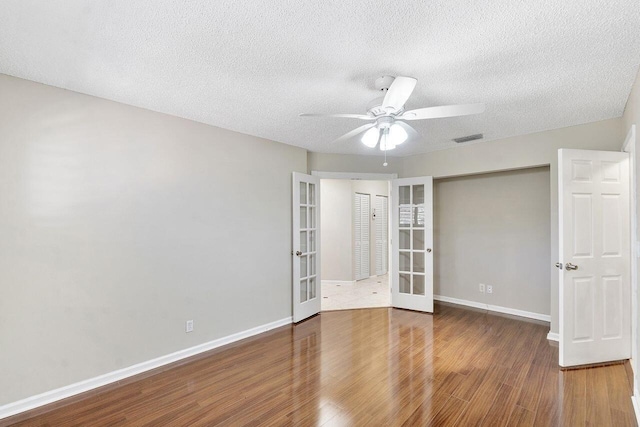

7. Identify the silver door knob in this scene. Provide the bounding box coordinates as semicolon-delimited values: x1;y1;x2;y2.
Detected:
295;251;302;257
555;262;563;270
565;262;578;271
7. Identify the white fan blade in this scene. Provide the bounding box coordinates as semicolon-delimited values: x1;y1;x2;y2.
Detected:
300;113;374;120
332;123;376;144
382;76;417;112
401;103;485;120
395;121;421;142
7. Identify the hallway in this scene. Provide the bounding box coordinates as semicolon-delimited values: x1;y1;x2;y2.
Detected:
321;274;390;311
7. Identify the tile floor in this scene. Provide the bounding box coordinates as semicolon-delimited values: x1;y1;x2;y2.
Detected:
321;274;390;311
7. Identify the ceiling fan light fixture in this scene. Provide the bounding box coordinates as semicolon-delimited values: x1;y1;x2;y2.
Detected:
379;139;396;151
389;123;408;145
379;129;396;151
361;127;379;148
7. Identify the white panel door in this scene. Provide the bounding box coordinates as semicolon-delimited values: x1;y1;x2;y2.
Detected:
391;177;434;312
355;193;370;280
292;172;321;323
376;195;389;275
558;149;630;367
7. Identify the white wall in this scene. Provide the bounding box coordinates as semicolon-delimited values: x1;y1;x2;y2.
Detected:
320;179;388;281
320;180;353;281
0;75;307;405
434;167;551;316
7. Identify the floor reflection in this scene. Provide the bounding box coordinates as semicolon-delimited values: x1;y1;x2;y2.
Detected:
11;304;637;426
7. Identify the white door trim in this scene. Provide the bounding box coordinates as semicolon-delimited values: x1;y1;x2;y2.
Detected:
375;195;389;276
622;124;637;375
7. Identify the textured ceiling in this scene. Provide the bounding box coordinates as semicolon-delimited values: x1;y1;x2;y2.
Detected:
1;1;639;156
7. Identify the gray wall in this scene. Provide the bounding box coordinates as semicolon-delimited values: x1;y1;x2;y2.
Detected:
320;179;388;281
434;167;551;316
311;117;625;334
308;152;401;175
402;118;624;335
0;75;307;405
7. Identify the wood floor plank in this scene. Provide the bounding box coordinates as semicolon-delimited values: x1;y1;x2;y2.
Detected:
532;366;561;426
4;304;636;427
428;396;468;426
507;405;536;427
455;364;508;426
586;366;613;427
561;368;587;426
481;384;521;427
611;408;638;427
607;363;637;414
515;335;550;412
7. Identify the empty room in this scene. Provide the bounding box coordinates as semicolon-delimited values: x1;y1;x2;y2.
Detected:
1;1;640;426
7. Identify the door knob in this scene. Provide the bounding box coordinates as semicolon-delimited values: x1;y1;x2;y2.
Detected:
565;262;578;271
555;262;563;270
295;251;302;257
426;248;432;253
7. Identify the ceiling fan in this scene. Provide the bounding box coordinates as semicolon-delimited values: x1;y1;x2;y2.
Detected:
300;75;485;151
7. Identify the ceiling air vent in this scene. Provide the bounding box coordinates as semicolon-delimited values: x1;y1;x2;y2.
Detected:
453;133;483;143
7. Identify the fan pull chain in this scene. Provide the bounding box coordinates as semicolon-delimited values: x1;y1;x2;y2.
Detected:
383;150;388;167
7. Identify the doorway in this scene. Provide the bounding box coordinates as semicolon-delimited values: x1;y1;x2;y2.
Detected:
319;178;391;310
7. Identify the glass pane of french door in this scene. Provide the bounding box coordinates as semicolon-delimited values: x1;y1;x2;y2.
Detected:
298;181;319;302
398;184;426;295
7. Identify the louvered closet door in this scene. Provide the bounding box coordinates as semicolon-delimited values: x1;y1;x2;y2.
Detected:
376;195;388;275
355;193;370;281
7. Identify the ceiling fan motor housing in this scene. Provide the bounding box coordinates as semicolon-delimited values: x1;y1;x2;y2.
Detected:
367;96;404;117
375;75;395;91
376;116;394;129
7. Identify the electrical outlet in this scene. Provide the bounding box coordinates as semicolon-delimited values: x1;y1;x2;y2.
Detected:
479;283;485;293
487;285;493;294
186;320;194;333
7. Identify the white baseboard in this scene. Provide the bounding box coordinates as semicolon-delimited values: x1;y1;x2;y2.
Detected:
632;388;640;425
547;332;559;342
0;316;292;420
433;295;551;323
322;280;356;285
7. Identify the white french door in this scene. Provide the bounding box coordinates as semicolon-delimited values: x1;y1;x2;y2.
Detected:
558;149;631;367
355;193;370;280
391;177;434;312
375;195;389;276
292;172;321;323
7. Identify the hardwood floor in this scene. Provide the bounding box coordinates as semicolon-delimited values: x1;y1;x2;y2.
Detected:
5;303;637;426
